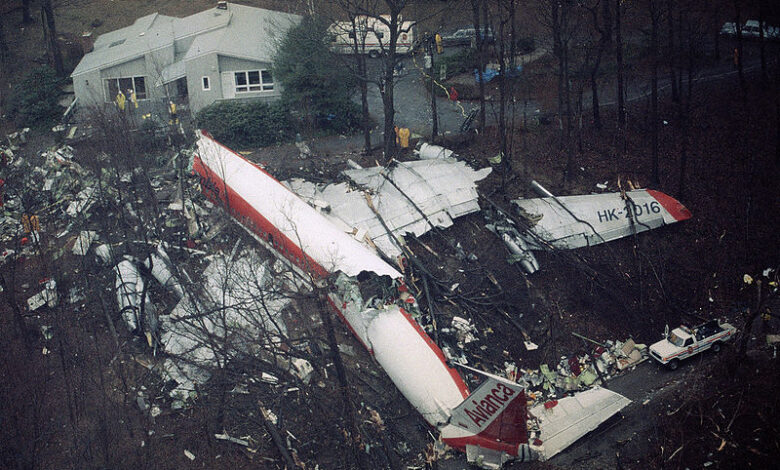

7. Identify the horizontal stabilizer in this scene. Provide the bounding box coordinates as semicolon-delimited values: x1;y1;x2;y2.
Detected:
530;386;631;460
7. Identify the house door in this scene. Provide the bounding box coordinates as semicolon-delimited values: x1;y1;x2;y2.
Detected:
175;77;188;98
221;72;235;99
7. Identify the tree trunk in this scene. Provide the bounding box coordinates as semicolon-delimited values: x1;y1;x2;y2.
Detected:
497;10;510;187
591;68;601;128
316;289;365;467
734;0;745;95
564;39;574;183
615;0;625;128
0;18;9;64
552;3;565;150
677;23;694;198
651;0;660;186
666;0;678;102
430;41;438;143
380;7;402;161
42;0;64;76
355;51;371;153
471;0;486;132
22;0;34;24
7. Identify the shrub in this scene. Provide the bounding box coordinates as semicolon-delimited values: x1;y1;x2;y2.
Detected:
8;66;64;128
437;48;481;80
196;100;295;148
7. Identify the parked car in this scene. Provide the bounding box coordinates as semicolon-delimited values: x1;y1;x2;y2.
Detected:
720;21;737;36
742;20;780;40
720;20;780;40
440;27;495;47
649;320;736;370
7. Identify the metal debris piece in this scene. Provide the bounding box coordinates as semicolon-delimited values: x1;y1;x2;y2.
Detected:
27;280;58;311
72;230;98;256
415;142;454;160
286;158;490;260
215;432;249;446
114;259;156;333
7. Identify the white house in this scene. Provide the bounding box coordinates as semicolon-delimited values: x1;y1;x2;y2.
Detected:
71;2;301;114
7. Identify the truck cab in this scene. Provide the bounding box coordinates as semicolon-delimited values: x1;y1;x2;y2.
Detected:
649;320;736;370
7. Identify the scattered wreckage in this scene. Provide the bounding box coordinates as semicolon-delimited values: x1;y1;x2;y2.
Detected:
649;320;736;370
192;131;638;467
1;130;699;468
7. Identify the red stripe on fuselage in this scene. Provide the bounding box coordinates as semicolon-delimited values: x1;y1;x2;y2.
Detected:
193;155;329;279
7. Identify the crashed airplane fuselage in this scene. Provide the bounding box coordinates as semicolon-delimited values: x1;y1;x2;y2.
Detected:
193;131;535;463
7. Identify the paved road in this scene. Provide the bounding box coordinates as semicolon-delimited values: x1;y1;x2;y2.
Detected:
338;43;772;154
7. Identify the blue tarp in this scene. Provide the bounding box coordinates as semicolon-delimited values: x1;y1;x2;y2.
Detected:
474;64;523;83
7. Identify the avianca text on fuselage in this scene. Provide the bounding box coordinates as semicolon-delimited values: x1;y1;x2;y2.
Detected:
463;382;516;427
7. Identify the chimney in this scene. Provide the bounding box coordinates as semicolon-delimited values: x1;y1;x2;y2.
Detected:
216;1;227;10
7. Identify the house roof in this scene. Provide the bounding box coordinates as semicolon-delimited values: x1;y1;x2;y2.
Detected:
72;3;300;77
184;3;299;63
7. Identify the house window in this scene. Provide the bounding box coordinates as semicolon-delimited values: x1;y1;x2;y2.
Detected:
104;76;147;102
202;76;211;91
233;69;273;93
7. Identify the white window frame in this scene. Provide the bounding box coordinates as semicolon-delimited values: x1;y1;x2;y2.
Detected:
104;76;147;102
202;76;211;91
232;69;274;94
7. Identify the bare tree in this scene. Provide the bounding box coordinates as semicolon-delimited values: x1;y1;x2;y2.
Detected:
648;0;661;186
582;0;612;130
470;0;488;133
41;0;64;75
615;0;625;128
337;1;413;160
331;1;379;154
0;17;9;65
22;0;34;24
541;0;578;182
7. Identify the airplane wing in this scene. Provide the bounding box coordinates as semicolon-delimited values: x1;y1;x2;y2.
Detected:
513;189;692;251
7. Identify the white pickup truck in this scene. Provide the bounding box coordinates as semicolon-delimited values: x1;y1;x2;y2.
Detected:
649;320;737;370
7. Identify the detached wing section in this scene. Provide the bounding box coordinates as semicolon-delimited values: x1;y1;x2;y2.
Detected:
513;189;691;251
529;387;631;460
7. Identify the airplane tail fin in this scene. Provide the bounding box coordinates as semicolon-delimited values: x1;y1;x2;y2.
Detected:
446;366;531;460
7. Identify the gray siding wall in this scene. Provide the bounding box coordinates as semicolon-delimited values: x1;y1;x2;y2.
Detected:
216;55;282;100
72;69;104;108
185;54;220;114
186;54;283;114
